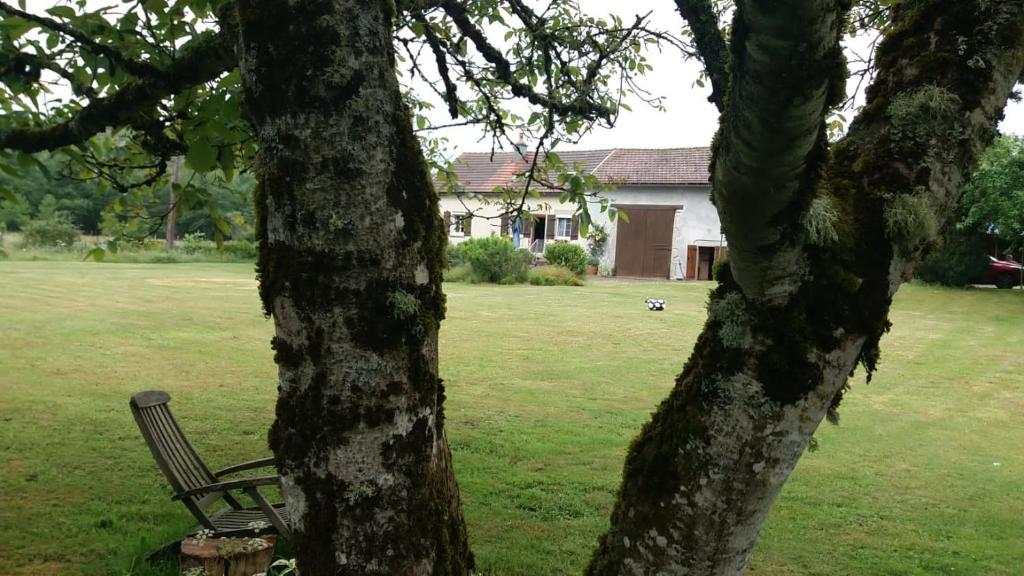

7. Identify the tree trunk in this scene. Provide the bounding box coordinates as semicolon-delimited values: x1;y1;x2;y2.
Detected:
234;1;472;574
165;156;180;248
587;2;1024;574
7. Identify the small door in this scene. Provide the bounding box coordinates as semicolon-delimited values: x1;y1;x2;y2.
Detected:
696;246;719;280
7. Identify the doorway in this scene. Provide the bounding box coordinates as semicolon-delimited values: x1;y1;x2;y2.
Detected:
531;215;546;253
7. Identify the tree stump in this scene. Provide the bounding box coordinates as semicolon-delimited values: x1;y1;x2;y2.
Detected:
180;535;276;576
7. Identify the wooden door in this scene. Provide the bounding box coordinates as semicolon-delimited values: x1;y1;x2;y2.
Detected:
644;209;675;278
686;245;698;279
615;208;645;277
614;206;678;278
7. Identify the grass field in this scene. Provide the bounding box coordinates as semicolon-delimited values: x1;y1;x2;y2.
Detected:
1;262;1022;575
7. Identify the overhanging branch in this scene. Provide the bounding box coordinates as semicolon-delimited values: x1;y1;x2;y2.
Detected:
674;0;730;111
435;0;616;120
0;30;236;153
0;1;163;79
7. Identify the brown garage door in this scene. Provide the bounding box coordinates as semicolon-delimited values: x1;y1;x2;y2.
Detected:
614;205;678;278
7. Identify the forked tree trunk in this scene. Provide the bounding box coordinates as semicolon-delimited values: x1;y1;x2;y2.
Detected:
234;1;472;574
587;1;1024;574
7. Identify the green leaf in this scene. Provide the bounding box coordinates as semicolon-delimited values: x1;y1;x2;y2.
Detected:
2;16;38;40
218;145;235;182
186;137;218;172
0;162;20;177
46;6;77;19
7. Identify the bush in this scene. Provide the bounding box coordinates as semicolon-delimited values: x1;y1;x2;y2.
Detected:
220;240;258;260
181;232;208;255
528;266;585;286
444;265;472;283
20;216;80;248
447;242;465;268
457;236;532;283
916;230;989;287
544;242;587;275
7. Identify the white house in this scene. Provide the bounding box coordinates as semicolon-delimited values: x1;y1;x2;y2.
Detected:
438;147;726;280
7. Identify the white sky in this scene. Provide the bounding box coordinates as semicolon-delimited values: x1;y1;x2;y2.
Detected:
427;0;1024;154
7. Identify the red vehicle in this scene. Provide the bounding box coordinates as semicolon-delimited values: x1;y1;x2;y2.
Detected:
985;255;1023;289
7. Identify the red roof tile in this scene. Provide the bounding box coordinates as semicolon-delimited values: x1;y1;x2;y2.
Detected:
442;147;711;193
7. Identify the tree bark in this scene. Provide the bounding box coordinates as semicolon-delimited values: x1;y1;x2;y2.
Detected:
234;1;472;574
587;2;1024;574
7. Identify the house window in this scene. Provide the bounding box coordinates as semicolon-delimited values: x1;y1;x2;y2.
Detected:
555;216;572;238
452;213;467;236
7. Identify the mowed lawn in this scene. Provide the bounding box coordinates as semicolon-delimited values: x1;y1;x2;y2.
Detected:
1;262;1022;576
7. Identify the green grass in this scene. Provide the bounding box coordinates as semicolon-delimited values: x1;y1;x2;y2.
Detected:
0;262;1022;575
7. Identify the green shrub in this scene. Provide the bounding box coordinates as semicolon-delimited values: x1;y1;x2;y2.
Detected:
712;254;730;281
916;230;989;287
544;242;587;275
220;240;258;260
180;232;208;255
20;216;80;248
528;266;585;286
444;265;472;283
458;236;532;283
147;252;184;264
447;242;465;268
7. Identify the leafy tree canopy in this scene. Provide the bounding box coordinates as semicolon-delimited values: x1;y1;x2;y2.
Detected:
0;0;699;243
960;134;1024;252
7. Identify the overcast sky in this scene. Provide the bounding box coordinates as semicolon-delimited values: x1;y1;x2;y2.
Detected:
427;0;1024;154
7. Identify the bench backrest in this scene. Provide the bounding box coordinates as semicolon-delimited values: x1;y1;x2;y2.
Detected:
129;390;223;514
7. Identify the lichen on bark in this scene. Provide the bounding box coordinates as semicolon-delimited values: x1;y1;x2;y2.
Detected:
234;0;471;574
588;2;1024;574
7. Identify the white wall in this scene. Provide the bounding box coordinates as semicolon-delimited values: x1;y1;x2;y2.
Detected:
438;184;724;278
437;195;585;251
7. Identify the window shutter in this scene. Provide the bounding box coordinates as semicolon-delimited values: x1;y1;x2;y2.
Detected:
570;216;580;240
463;215;472;236
500;215;509;236
522;216;531;238
443;211;451;230
545;216;555;239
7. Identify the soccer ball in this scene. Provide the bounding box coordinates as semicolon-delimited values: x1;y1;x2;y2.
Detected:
645;298;665;311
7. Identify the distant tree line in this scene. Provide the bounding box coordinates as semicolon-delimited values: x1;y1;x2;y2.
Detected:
0;151;255;245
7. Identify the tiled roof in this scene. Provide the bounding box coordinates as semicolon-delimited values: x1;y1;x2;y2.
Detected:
442;147;711;193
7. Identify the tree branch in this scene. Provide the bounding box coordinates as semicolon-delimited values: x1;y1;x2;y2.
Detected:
674;0;730;111
435;0;615;120
0;1;164;79
0;30;236;153
413;12;460;119
711;0;849;300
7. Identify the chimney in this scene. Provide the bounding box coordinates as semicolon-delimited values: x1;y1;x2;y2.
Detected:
514;132;528;157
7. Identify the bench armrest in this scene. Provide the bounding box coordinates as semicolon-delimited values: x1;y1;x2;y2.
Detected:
213;457;277;478
172;475;280;501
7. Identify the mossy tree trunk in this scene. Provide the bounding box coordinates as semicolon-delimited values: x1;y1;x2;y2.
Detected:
233;1;472;574
587;2;1024;574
